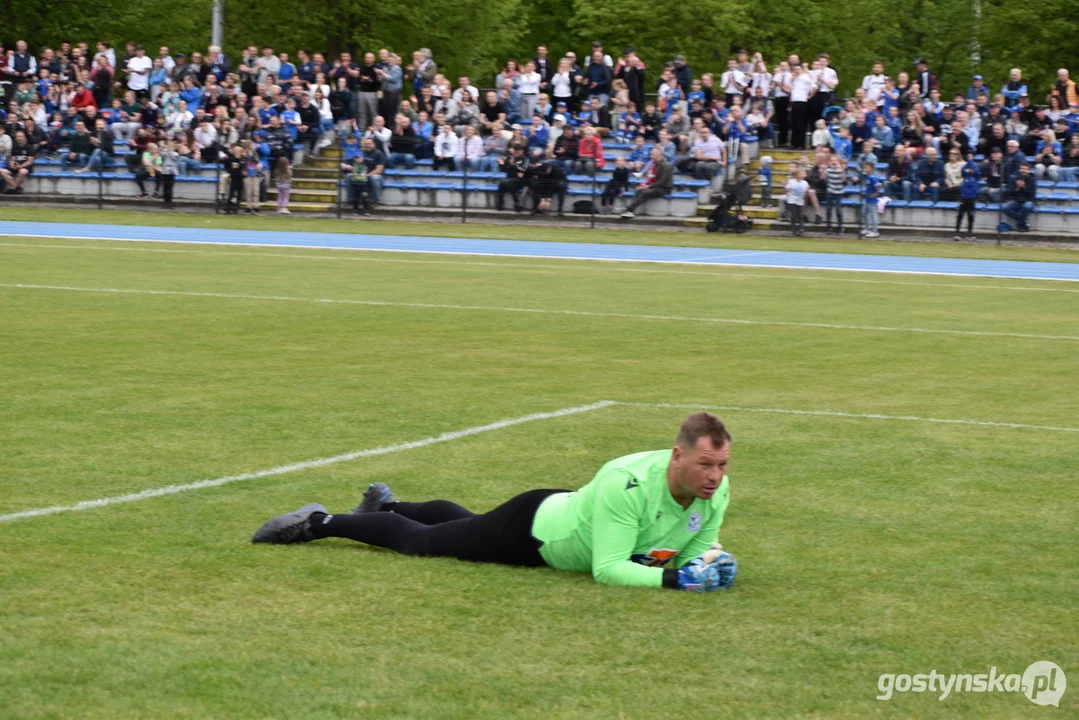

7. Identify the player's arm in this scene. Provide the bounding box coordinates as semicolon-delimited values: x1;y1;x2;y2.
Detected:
590;471;672;588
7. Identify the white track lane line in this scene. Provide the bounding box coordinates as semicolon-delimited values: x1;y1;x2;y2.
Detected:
0;401;616;524
2;240;1076;293
617;401;1079;433
2;283;1076;341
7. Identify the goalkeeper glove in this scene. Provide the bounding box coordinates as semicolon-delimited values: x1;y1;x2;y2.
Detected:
676;546;737;592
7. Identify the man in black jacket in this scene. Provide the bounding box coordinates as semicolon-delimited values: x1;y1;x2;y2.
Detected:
496;145;530;211
979;147;1004;202
1002;162;1036;232
615;49;647;110
61;120;93;171
533;45;555;95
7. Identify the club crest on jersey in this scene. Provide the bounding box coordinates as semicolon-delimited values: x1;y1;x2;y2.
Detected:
687;512;702;533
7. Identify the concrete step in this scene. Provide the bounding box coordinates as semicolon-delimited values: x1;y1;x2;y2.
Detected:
252;201;334;212
290;178;339;191
294;166;340;178
268;188;337;203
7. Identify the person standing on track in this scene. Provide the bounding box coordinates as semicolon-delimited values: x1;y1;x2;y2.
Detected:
251;412;738;592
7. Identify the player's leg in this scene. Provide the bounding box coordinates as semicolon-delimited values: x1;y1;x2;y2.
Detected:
252;489;567;566
353;481;476;524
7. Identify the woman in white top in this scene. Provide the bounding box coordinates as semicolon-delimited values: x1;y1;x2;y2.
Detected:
517;61;542;121
167;99;194;136
455;124;485;172
311;72;332;100
433;123;459;171
750;60;771;99
314;89;334;134
551;59;574;108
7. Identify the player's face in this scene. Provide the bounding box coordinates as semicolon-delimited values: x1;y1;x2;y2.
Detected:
675;438;730;500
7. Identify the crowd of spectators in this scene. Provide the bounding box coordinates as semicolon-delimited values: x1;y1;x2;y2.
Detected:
0;37;1075;229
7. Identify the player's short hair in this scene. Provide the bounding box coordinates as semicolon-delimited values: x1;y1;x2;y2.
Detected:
676;412;732;450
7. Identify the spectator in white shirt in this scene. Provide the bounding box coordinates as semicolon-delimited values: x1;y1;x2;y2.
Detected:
256;46;281;87
789;64;816;149
517;61;542;120
720;58;746;107
456;124;484;171
772;61;793;147
166;99;194;136
452;76;479;104
158;46;176;72
861;61;886;104
125;45;153;97
433;123;459;170
551;60;574;108
362;115;392;154
193;118;218;151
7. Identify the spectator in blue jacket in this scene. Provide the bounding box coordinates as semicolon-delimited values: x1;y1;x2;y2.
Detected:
525;115;548;158
966;75;989;101
1000;69;1027;108
914;146;943;201
955;154;980;240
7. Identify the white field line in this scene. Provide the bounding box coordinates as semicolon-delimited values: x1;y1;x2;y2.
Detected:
2;231;1078;283
2;239;1078;293
0;401;616;524
618;401;1079;433
3;282;1077;341
3;398;1075;525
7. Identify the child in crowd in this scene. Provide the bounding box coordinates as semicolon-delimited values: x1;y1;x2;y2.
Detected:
243;142;263;214
758;155;773;207
626;135;650;172
601;155;630;213
860;160;881;238
158;138;179;208
824;155;847;234
811;119;832;149
833;126;853;163
223;143;244;213
956;153;980;241
785;167;809;236
136;142;161;199
640;102;661;141
275;156;292;214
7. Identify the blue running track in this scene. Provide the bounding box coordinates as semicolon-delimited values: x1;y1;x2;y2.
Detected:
3;220;1078;281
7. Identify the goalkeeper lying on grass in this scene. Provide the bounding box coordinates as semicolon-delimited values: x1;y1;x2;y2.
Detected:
252;411;737;592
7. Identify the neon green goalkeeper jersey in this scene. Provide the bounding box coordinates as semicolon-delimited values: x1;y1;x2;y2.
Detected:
530;449;730;587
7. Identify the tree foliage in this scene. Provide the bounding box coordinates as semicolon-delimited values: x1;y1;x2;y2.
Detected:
3;0;1075;99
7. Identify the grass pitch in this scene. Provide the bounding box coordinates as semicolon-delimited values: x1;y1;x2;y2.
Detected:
0;225;1076;718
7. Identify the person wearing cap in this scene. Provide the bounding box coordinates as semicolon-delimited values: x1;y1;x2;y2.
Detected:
125;45;152;98
1001;68;1027;108
966;75;989;101
911;58;935;99
672;55;692;95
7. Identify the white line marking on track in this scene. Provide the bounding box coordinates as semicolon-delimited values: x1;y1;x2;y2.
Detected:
2;239;1076;293
2;283;1077;341
618;401;1079;433
0;401;616;524
2;231;1077;282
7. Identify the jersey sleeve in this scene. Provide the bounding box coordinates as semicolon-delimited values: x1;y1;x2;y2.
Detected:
674;478;731;567
590;469;664;588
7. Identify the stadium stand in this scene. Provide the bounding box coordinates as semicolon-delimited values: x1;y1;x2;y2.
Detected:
1;39;1076;235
